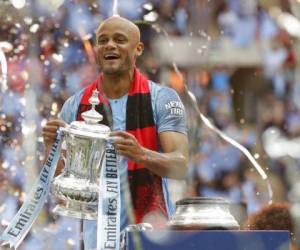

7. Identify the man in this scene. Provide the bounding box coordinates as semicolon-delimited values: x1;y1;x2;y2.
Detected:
42;16;188;249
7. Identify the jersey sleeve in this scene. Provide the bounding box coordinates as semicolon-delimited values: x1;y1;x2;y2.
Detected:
154;86;187;135
58;89;84;123
58;95;78;123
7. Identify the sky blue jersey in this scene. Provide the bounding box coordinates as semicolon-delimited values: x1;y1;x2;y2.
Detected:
59;80;187;249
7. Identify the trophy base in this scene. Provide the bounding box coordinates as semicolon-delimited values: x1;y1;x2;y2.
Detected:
53;201;97;220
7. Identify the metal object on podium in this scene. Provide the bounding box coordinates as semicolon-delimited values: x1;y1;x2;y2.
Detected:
51;89;110;220
168;197;239;230
120;223;153;250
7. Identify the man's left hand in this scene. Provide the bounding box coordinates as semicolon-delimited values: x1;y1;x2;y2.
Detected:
110;131;146;163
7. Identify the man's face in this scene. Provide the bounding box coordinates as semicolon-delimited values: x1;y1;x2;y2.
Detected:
95;19;143;75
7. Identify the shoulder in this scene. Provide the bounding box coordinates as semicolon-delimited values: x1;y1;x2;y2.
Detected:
149;81;187;135
64;88;85;110
149;81;178;100
149;80;185;113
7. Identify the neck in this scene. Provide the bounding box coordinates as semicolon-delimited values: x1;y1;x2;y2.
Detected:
101;69;135;99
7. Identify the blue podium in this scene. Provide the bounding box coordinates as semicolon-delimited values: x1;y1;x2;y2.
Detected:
127;231;289;250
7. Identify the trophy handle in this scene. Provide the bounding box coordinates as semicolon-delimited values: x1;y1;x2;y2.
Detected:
59;127;69;173
92;148;106;183
61;153;67;168
86;139;104;183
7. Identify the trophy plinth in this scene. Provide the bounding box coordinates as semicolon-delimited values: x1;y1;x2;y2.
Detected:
51;89;110;220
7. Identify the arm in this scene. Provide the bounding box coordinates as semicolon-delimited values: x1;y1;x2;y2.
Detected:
143;131;188;179
111;84;189;179
110;130;189;179
42;93;78;175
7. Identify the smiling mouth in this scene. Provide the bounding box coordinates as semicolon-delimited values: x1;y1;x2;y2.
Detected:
103;54;120;60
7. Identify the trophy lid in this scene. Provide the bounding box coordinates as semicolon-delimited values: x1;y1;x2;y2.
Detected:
67;89;111;139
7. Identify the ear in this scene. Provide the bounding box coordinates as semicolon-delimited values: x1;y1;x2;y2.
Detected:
135;42;144;57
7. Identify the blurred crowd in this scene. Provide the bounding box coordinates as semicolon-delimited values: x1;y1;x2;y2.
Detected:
0;0;300;249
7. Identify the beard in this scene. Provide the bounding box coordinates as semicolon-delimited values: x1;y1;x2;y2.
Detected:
103;65;123;75
99;57;133;75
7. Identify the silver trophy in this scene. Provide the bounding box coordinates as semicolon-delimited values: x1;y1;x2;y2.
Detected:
167;197;240;230
51;89;110;220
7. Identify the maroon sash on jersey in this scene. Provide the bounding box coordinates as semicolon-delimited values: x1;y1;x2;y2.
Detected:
76;69;168;226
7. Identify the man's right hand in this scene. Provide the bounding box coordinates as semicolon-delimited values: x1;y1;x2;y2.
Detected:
42;119;67;149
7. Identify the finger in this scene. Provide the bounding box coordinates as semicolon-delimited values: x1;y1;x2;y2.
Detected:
48;119;67;126
42;136;56;144
42;125;61;133
113;138;134;146
43;135;54;141
42;133;57;141
42;131;59;144
44;120;67;127
110;131;134;139
43;133;56;139
44;138;55;145
42;128;59;135
116;146;135;159
115;148;130;157
43;136;56;146
115;144;133;151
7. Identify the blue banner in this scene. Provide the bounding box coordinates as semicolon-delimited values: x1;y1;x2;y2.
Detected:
0;130;63;249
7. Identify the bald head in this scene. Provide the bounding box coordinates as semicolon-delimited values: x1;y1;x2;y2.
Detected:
94;16;144;75
96;16;141;45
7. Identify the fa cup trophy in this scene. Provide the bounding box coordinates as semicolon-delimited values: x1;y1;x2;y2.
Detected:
51;89;110;220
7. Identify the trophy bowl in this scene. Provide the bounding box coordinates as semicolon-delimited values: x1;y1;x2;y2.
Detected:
51;89;111;220
167;197;240;230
